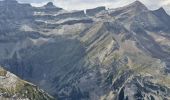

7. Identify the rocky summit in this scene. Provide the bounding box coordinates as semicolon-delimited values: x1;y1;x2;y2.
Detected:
0;0;170;100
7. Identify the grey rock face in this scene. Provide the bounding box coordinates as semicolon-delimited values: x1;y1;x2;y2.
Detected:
109;1;148;17
152;7;170;30
34;2;63;14
119;76;170;100
56;10;86;19
0;0;170;100
86;6;106;16
0;0;33;19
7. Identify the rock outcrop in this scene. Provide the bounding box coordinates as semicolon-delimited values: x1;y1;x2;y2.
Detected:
0;67;54;100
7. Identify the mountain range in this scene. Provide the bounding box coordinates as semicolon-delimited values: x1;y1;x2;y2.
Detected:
0;0;170;100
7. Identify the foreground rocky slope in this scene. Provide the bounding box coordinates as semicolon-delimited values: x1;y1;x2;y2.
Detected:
0;0;170;100
0;67;54;100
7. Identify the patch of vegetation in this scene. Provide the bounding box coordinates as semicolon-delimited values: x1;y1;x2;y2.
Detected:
112;53;120;61
0;80;54;100
0;69;7;76
17;82;54;100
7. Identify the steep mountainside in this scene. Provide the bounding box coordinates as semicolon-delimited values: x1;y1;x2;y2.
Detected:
0;0;170;100
0;67;54;100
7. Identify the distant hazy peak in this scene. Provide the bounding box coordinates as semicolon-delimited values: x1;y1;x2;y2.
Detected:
40;1;63;12
155;7;167;13
152;7;170;18
123;0;148;11
109;0;149;18
131;0;144;6
44;2;56;8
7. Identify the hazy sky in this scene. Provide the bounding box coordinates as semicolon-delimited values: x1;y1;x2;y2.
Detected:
16;0;170;14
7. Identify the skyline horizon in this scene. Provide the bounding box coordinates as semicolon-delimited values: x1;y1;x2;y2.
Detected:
5;0;169;14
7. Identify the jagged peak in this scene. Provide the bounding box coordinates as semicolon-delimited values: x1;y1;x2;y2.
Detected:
152;7;170;17
131;0;144;6
44;2;56;8
109;0;148;17
155;7;166;13
152;7;170;22
124;0;148;11
42;1;63;11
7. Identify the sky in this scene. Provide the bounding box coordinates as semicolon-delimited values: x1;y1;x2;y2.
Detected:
16;0;170;14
